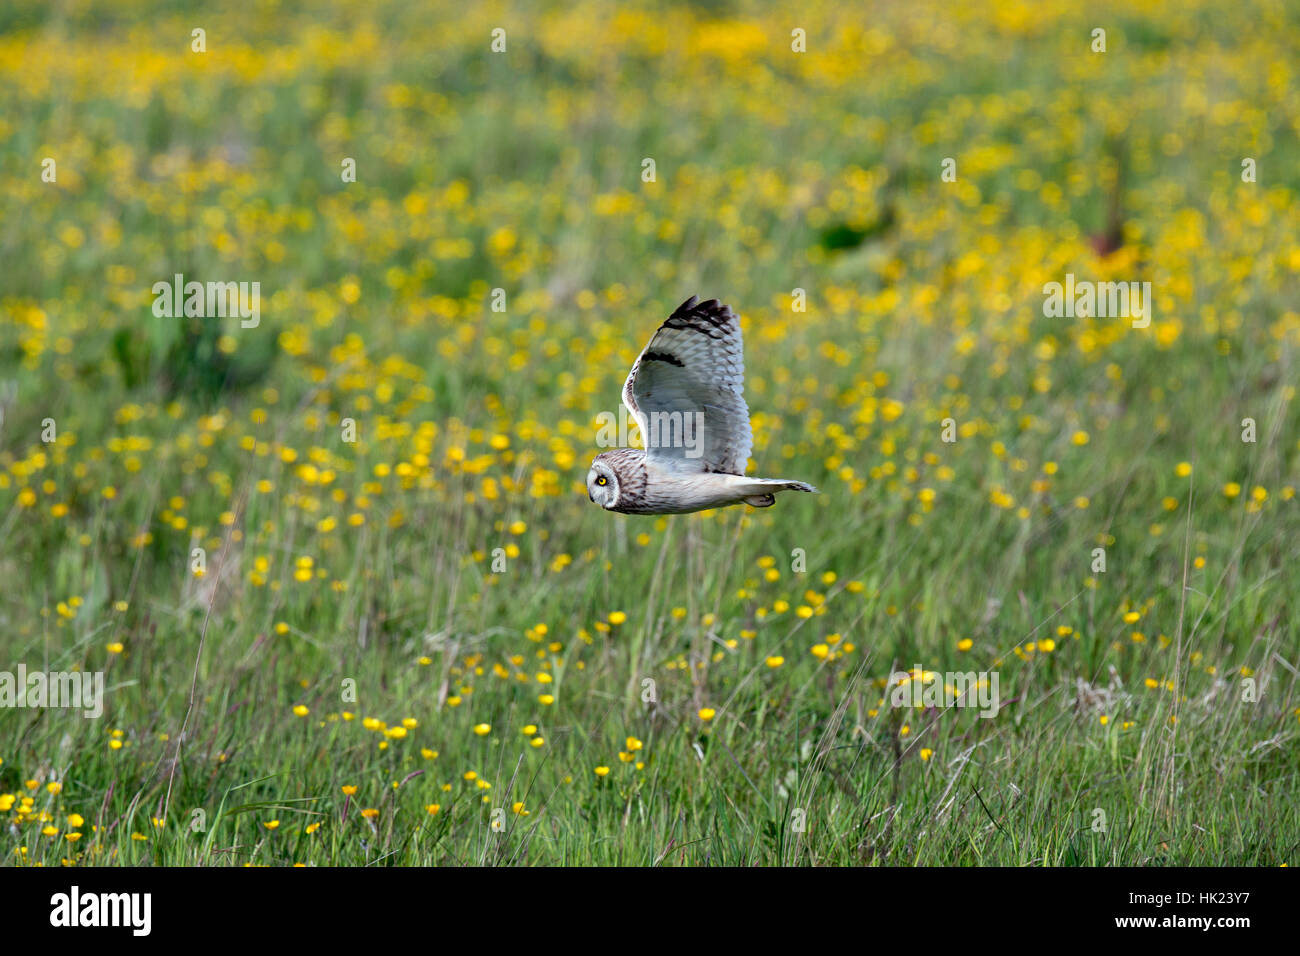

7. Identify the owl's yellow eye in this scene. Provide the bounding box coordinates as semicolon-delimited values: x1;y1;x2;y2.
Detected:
596;475;608;486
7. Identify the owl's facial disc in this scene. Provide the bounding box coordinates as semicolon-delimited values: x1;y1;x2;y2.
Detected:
586;461;618;509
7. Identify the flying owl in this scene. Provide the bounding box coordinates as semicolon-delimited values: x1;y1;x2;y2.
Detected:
586;296;817;515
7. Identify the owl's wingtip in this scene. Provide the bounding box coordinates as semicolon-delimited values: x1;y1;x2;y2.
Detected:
669;294;734;322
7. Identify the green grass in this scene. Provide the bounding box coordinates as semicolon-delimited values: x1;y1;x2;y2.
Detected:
1;0;1299;866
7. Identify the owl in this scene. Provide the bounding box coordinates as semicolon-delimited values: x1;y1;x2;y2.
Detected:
586;295;817;515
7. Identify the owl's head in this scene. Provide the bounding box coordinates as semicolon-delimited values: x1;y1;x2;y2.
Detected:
586;457;620;509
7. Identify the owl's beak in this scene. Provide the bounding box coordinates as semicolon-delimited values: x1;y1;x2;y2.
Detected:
587;489;594;502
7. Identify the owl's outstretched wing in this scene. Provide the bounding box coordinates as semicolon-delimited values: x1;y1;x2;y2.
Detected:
621;296;753;475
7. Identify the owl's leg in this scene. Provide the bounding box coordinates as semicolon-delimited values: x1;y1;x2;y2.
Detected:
743;493;776;507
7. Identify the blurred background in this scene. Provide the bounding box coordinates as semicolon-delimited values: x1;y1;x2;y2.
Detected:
0;0;1298;866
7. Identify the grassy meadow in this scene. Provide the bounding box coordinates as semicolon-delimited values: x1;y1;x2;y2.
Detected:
1;0;1299;866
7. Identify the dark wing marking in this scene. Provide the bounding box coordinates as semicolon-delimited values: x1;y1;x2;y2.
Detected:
621;296;753;475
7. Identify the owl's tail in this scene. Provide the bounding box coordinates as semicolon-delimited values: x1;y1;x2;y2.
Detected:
740;478;818;507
